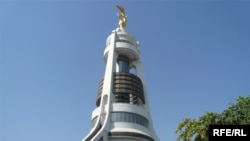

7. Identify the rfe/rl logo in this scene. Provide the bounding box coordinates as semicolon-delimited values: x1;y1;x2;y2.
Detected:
213;129;247;136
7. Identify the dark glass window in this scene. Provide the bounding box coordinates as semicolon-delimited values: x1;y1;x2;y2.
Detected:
115;93;129;103
110;112;149;128
111;112;115;122
117;55;129;73
115;112;120;121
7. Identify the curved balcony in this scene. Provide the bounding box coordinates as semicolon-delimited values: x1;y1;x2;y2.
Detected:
113;72;145;104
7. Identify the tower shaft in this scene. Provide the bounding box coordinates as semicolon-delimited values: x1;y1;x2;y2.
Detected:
82;5;159;141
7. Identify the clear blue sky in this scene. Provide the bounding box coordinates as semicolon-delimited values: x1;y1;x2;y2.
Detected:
1;1;250;141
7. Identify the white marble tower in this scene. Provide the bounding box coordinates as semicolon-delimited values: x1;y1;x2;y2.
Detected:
82;5;159;141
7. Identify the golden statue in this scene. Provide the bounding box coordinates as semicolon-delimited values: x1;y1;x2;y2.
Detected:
116;4;127;29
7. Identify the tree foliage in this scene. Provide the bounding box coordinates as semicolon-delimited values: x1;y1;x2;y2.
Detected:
175;95;250;141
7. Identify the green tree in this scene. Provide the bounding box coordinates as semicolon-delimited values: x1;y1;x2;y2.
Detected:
221;96;250;124
175;95;250;141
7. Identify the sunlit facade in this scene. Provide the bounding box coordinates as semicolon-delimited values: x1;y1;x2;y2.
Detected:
82;5;159;141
